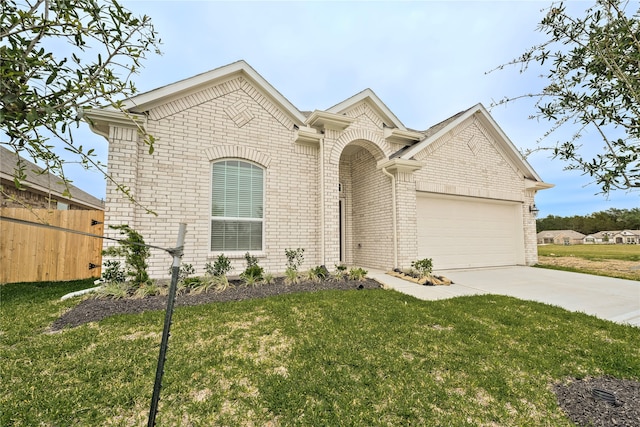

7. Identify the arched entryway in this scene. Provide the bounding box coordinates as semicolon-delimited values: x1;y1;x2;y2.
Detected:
338;140;393;269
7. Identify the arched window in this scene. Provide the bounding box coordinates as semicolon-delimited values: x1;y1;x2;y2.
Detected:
211;160;264;252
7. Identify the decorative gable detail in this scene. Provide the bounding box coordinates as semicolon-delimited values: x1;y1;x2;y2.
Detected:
224;99;254;128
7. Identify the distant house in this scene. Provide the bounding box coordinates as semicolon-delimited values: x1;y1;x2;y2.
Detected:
583;230;640;244
537;230;585;245
0;146;104;211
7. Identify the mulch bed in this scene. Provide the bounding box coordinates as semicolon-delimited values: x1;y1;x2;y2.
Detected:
51;277;382;331
554;376;640;426
50;277;640;426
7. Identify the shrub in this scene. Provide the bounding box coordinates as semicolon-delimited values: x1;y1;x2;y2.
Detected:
205;254;232;277
133;282;160;299
94;281;130;299
285;248;305;271
240;253;263;284
332;263;348;281
307;265;329;283
411;258;433;278
348;267;368;281
102;224;151;287
101;260;126;284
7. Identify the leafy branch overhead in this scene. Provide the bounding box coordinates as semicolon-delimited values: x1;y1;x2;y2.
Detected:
491;0;640;193
0;0;160;198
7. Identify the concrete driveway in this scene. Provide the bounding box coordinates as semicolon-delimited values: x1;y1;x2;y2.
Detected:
368;266;640;327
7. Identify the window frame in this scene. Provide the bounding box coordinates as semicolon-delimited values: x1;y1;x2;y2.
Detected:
209;159;265;256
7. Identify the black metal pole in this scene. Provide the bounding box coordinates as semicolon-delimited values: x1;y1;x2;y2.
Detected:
148;223;186;427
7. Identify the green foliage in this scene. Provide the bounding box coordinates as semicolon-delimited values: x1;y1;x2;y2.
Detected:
1;0;161;206
411;258;434;278
262;272;275;285
284;268;299;285
205;254;232;277
332;264;348;281
284;248;305;271
132;282;159;299
537;208;640;234
493;0;640;193
307;265;329;283
348;267;368;281
240;253;263;284
101;259;126;283
102;224;150;287
94;281;130;299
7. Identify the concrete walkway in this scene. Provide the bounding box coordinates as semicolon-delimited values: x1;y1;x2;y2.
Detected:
368;266;640;327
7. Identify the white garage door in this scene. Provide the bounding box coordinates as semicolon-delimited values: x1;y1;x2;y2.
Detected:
416;193;525;269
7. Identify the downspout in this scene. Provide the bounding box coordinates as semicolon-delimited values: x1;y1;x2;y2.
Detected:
320;137;325;265
381;166;398;269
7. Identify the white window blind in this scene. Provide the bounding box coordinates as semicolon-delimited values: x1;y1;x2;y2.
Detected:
211;160;263;251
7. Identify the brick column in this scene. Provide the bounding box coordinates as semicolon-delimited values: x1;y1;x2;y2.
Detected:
523;189;538;265
394;172;419;269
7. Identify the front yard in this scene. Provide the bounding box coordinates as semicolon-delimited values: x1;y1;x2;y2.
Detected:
1;279;639;426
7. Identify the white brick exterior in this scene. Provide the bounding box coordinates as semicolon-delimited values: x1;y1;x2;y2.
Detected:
92;61;550;279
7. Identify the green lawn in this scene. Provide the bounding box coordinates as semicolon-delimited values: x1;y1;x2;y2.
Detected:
538;243;640;261
2;280;639;426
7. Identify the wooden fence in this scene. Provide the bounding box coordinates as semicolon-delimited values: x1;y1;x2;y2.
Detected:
0;208;104;284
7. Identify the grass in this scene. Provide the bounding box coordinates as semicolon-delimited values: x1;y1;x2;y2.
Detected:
538;243;640;261
2;280;639;426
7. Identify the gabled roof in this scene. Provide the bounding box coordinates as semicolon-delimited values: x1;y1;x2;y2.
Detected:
111;60;307;125
399;103;552;188
537;229;586;238
0;146;104;209
326;88;407;131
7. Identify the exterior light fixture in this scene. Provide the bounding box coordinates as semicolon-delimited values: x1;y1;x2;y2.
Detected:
529;204;540;216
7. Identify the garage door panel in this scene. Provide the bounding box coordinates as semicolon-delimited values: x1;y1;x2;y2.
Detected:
417;193;524;269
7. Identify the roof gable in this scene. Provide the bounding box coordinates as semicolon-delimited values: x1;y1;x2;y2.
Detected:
400;103;551;187
326;89;407;131
121;60;307;126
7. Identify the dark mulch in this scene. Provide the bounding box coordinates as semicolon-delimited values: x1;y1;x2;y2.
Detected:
553;376;640;426
51;277;382;331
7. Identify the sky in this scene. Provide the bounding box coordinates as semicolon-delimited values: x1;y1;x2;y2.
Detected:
60;0;638;218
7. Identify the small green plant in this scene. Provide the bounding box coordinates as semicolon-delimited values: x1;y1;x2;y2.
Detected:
101;260;126;284
244;252;259;268
262;272;275;285
205;254;232;277
411;258;433;278
94;281;130;299
307;265;328;283
332;263;348;281
284;267;299;285
285;248;305;271
240;253;263;284
133;282;160;299
102;224;151;287
348;267;368;282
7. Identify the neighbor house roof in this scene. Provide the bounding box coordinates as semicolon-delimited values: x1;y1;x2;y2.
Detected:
537;230;586;239
0;146;104;210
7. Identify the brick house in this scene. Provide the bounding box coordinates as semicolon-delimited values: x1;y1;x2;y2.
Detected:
87;60;552;278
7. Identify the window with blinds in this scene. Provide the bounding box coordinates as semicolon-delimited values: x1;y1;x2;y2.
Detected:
211;160;264;251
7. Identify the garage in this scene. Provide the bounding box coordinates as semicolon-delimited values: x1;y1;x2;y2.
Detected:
416;192;525;269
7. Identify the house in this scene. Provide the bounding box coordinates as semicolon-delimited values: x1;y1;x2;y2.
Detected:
583;230;640;244
86;60;552;278
612;230;640;244
537;230;585;245
1;146;104;210
583;231;617;244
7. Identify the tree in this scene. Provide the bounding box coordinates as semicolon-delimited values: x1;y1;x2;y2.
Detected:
1;0;160;200
493;0;640;193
